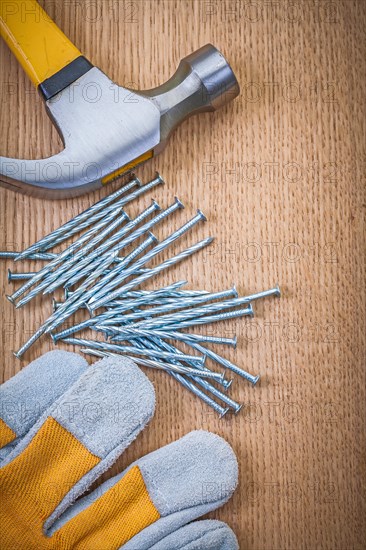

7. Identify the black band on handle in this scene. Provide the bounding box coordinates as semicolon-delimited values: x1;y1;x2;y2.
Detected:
38;56;93;101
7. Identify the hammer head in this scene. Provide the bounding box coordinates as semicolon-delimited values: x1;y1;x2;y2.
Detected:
0;44;239;198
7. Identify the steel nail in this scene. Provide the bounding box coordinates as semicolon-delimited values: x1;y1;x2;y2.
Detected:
15;177;141;261
129;335;230;416
88;225;212;312
88;237;214;312
189;341;260;385
102;287;238;326
167;373;230;417
39;209;131;295
151;306;253;331
0;251;57;260
88;237;213;312
78;348;219;381
14;319;53;358
86;197;186;307
132;330;230;392
15;209;130;308
191;376;242;413
8;270;35;282
133;287;279;329
79;235;159;306
8;205;127;304
50;281;188;342
13;262;130;354
60;339;227;383
110;328;237;348
43;202;160;294
45;235;158;334
132;299;254;330
58;196;161;292
61;337;205;366
65;196;184;292
123;356;212;378
43;253;122;334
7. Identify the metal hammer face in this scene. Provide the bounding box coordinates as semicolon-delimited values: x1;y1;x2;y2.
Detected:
0;1;239;198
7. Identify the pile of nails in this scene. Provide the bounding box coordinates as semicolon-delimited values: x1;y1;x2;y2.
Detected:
1;174;280;417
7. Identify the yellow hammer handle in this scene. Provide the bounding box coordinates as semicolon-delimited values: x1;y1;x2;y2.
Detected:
0;0;82;87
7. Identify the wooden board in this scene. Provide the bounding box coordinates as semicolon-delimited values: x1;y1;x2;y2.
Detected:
0;1;365;547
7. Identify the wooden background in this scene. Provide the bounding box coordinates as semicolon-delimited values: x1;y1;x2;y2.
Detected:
0;1;365;548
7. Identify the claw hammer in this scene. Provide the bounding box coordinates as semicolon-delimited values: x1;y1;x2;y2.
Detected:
0;0;239;198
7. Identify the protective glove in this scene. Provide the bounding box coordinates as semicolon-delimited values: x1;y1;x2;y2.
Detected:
0;350;239;549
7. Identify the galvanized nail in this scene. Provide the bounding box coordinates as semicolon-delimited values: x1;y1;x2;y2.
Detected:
15;177;141;260
132;294;259;330
189;341;260;385
88;237;213;312
62;337;205;366
102;287;238;326
65;196;184;291
110;327;237;348
43;202;159;294
8;205;126;304
0;251;57;260
129;335;230;416
44;235;158;334
88;228;212;312
148;306;254;331
8;270;35;282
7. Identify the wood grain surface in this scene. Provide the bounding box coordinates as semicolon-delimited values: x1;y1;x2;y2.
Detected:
0;1;365;548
